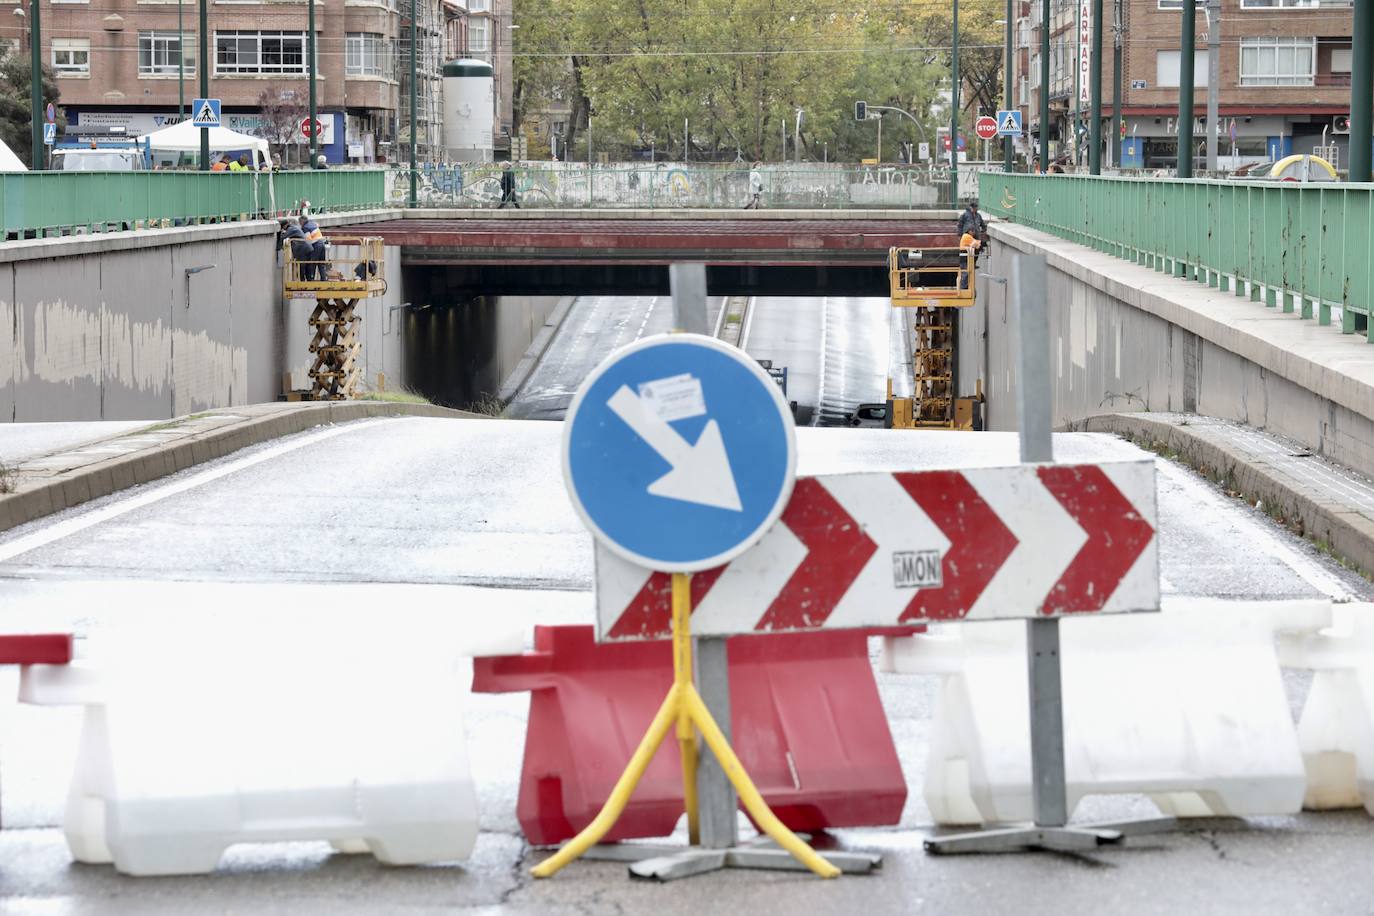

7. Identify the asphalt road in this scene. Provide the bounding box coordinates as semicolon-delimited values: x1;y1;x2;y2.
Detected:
504;295;723;421
1;417;1371;915
741;296;892;427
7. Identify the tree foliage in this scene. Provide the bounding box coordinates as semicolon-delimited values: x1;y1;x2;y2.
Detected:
0;49;63;168
512;0;1004;162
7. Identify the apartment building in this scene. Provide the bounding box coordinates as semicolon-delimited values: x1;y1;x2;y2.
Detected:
2;0;471;164
1016;0;1357;170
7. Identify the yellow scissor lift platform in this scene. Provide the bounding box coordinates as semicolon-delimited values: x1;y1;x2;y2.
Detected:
883;246;983;430
282;236;386;401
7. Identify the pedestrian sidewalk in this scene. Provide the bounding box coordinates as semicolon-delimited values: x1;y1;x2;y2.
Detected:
1086;412;1374;578
0;401;475;534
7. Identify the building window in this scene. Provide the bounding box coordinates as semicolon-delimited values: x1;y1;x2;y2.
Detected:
1156;50;1209;87
468;0;490;9
1157;0;1202;8
468;19;488;52
215;30;311;75
1241;0;1346;7
346;32;388;77
139;31;196;75
1240;37;1315;86
52;38;90;76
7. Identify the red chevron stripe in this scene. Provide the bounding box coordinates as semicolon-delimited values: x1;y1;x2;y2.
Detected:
754;478;878;631
1037;465;1154;614
896;470;1018;621
605;566;726;639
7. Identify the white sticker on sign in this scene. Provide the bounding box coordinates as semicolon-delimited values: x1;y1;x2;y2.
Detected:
892;549;944;589
638;373;707;423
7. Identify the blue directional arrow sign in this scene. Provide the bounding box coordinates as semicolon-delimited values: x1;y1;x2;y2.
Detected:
996;109;1023;137
191;98;222;128
563;334;797;572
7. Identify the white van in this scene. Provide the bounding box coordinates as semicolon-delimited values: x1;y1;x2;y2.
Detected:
52;148;148;171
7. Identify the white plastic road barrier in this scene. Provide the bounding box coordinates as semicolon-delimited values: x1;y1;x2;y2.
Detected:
882;598;1331;825
1279;603;1374;814
19;629;496;877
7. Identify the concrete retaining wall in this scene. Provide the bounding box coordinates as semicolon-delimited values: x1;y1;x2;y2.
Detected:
966;223;1374;478
0;223;280;421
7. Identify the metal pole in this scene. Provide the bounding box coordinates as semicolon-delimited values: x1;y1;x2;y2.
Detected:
1004;0;1014;172
1013;252;1067;829
1040;0;1050;169
1205;0;1219;172
695;638;738;849
198;0;208;170
178;0;185;121
408;0;417;201
1177;0;1196;178
1112;0;1122;168
951;0;960;202
309;0;319;167
877;114;882;162
29;0;41;170
1089;0;1103;173
1350;0;1373;182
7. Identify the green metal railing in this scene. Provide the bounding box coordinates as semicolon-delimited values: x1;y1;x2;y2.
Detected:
980;173;1374;342
2;170;387;237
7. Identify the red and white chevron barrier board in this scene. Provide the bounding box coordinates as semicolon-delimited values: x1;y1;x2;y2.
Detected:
595;460;1159;641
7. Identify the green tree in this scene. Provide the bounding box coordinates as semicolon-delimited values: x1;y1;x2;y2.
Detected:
512;0;999;163
0;48;63;168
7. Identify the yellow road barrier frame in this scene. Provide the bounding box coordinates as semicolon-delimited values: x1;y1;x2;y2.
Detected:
530;573;840;880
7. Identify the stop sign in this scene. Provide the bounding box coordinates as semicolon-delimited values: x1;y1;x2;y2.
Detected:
299;117;323;139
975;116;998;141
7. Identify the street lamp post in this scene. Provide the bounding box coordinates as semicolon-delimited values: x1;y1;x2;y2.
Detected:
1089;0;1103;173
1350;0;1372;182
29;0;41;169
178;0;185;121
950;0;959;204
1178;0;1197;177
309;0;319;167
199;0;208;169
1004;7;1014;172
1040;0;1050;169
409;0;417;202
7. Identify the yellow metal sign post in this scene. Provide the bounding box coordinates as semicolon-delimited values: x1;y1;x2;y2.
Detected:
531;573;841;880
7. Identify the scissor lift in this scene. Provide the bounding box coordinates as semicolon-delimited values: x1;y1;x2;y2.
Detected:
883;246;983;430
282;235;386;400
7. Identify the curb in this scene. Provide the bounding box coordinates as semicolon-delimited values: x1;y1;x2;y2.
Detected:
1083;413;1374;580
497;296;578;406
0;401;479;535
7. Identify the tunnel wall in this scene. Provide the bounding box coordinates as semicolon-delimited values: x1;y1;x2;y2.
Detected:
397;265;561;410
0;223;281;421
963;224;1374;478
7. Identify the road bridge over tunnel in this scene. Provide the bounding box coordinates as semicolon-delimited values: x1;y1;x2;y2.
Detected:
330;215;958;297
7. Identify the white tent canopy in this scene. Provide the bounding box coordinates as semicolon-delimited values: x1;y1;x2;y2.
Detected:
0;135;27;172
137;120;271;169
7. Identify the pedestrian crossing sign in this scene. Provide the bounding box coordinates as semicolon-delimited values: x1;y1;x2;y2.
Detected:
191;98;222;128
996;110;1023;137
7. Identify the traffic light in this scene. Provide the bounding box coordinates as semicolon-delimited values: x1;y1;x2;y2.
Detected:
855;101;867;122
1333;115;1352;135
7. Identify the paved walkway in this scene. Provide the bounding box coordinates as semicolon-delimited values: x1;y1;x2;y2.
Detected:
0;422;152;466
1087;411;1374;578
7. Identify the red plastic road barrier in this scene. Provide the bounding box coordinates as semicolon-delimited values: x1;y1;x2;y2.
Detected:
0;634;73;666
472;625;907;846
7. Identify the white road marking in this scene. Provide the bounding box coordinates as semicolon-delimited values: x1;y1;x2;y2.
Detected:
0;422;370;564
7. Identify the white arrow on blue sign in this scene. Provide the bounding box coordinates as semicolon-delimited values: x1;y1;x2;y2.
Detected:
191;98;222;128
996;110;1023;137
563;333;797;573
